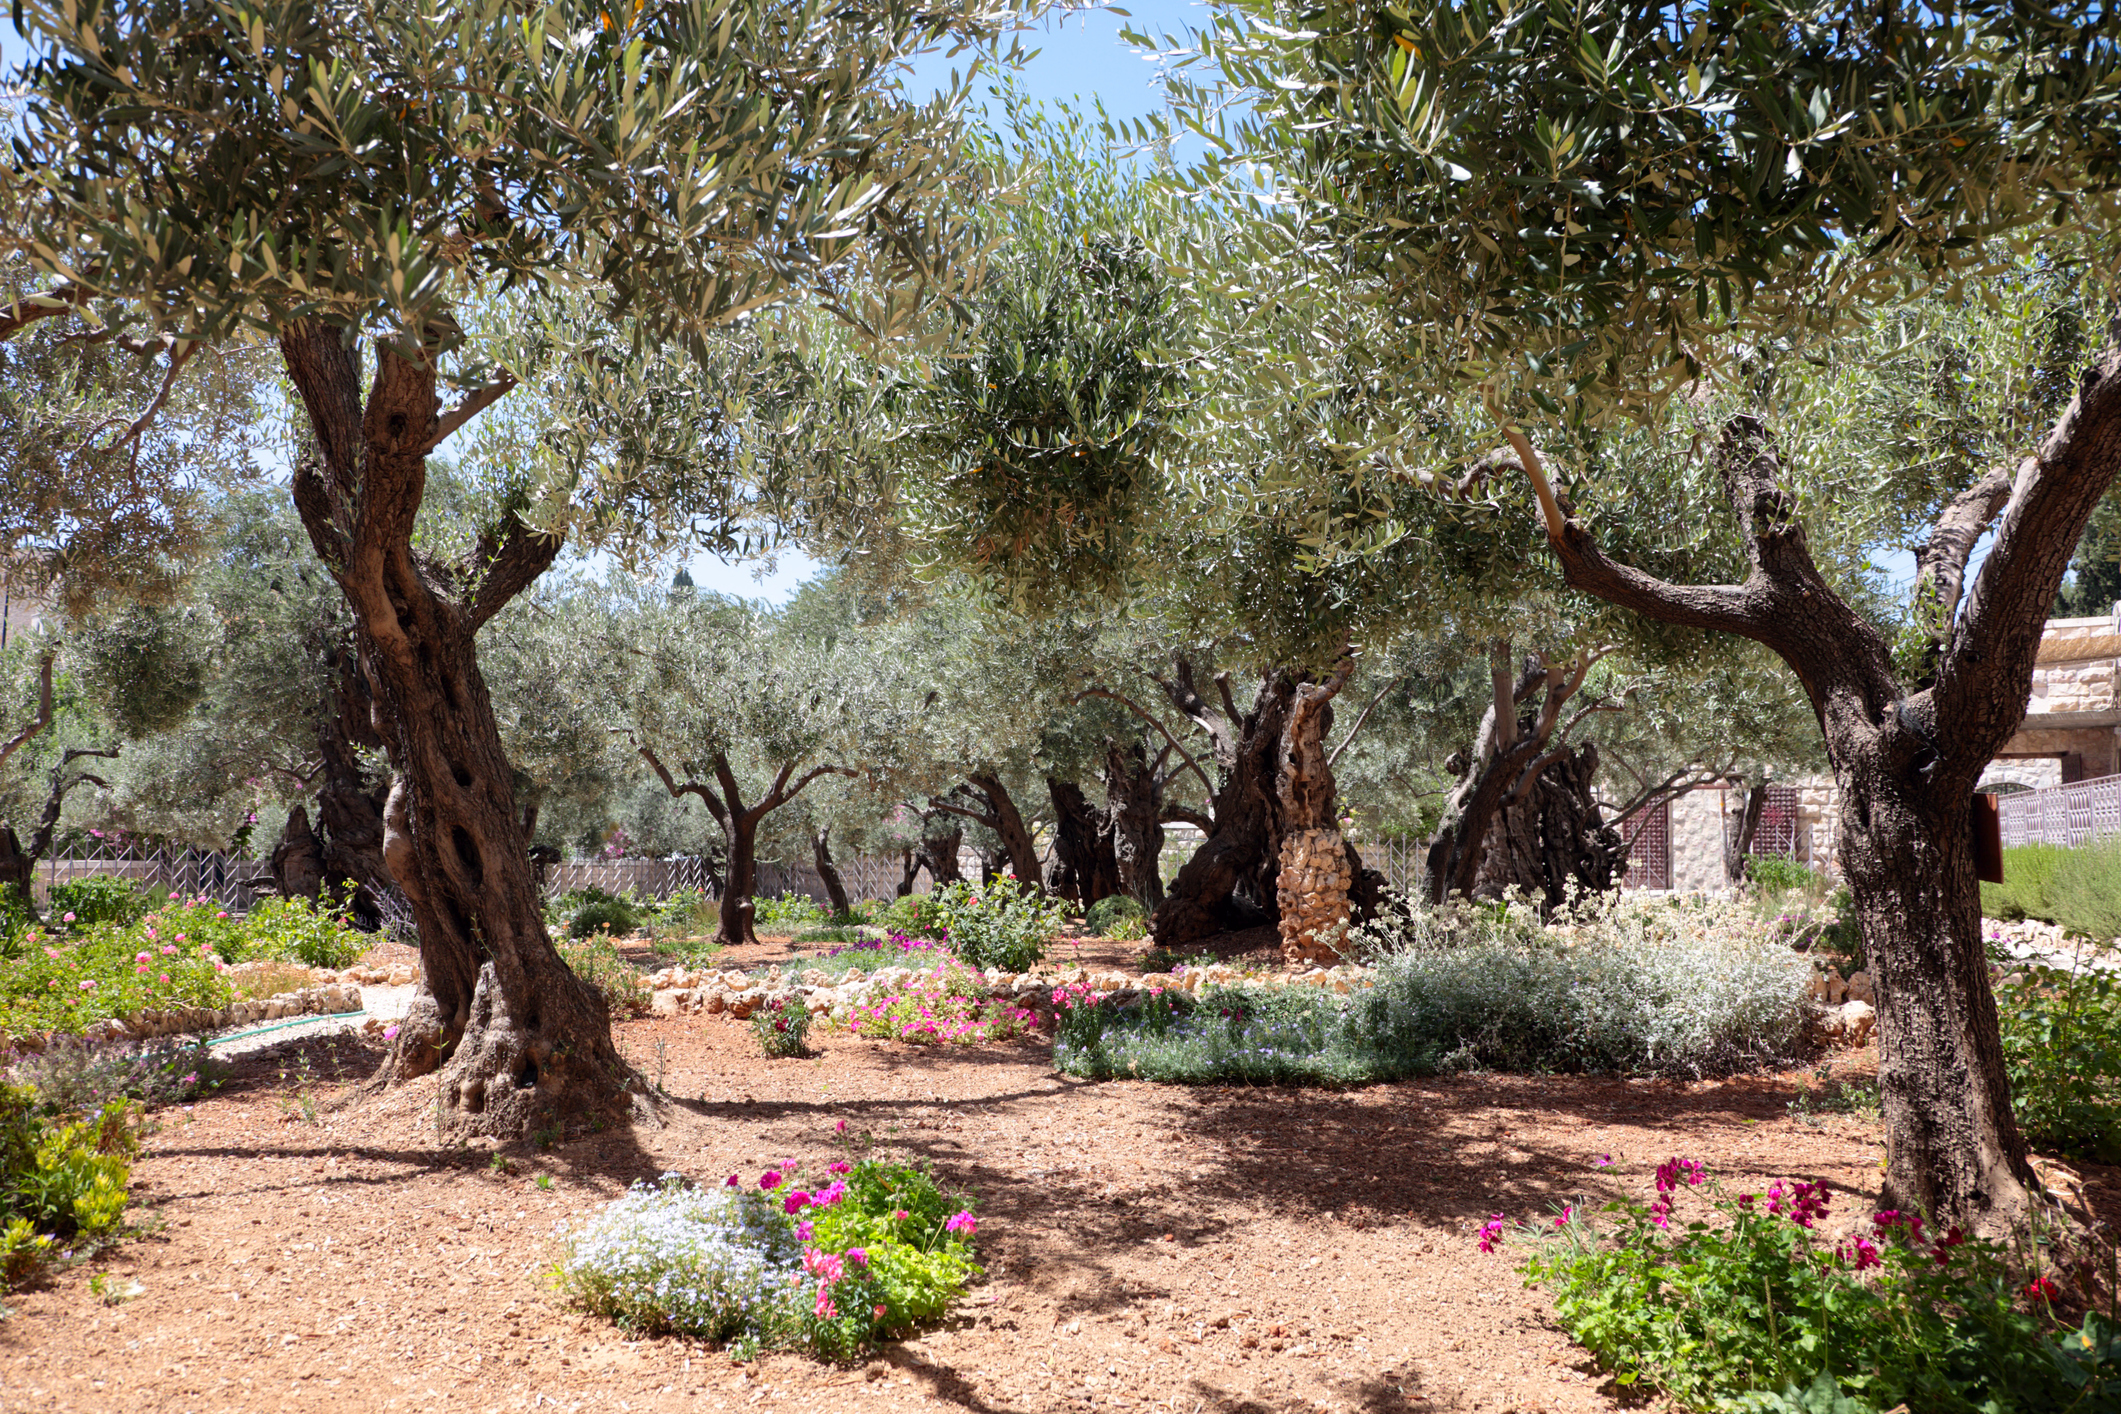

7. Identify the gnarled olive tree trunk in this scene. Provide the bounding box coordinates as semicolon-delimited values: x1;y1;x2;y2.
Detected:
1104;739;1167;910
929;773;1042;886
280;321;630;1141
813;826;851;918
1721;779;1771;887
1468;739;1625;910
1044;776;1120;905
1510;349;2121;1231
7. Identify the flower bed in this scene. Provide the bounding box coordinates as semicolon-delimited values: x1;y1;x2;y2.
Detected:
2;890;373;1043
554;1158;980;1359
1490;1159;2120;1412
848;963;1036;1045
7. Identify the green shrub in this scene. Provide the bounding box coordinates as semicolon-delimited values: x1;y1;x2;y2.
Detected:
750;995;811;1057
554;1159;979;1359
551;886;642;940
555;933;648;1017
1085;894;1147;940
1983;843;2070;923
48;876;150;930
794;925;861;944
1744;855;1822;894
648;888;718;941
1057;893;1812;1085
2052;838;2121;942
0;1082;139;1291
0;886;32;959
237;895;365;968
1505;1162;2117;1413
1998;961;2121;1161
931;875;1069;972
874;892;950;939
753;892;827;933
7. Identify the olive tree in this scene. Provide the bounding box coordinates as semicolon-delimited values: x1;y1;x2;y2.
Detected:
3;0;1029;1137
1144;0;2121;1229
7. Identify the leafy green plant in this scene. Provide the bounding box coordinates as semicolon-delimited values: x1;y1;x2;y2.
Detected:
2051;839;2121;943
1504;1161;2116;1413
0;1082;139;1291
794;925;862;944
1997;961;2121;1162
47;876;150;931
750;995;811;1058
1745;855;1823;895
236;894;365;968
555;934;648;1017
1085;893;1147;940
0;886;32;960
551;886;643;941
753;892;829;933
647;888;718;942
930;874;1069;972
873;892;950;939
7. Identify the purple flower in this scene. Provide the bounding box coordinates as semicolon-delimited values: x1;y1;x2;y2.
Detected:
725;1174;740;1187
1593;1153;1612;1167
795;1220;814;1241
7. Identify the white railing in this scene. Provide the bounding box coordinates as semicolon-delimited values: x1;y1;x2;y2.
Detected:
1997;774;2121;848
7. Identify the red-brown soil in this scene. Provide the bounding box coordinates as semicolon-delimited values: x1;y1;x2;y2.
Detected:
4;955;2103;1414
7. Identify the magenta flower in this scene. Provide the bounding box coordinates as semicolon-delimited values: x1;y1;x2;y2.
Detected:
829;1161;852;1175
795;1220;814;1241
835;1119;848;1134
845;1247;868;1267
383;1025;400;1041
783;1191;811;1214
760;1170;783;1190
726;1174;740;1187
1476;1215;1507;1254
1593;1153;1612;1167
1551;1205;1574;1229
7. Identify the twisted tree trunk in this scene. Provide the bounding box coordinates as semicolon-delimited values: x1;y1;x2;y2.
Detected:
1104;740;1167;910
930;774;1042;886
1149;665;1292;947
813;825;851;918
1505;348;2121;1231
280;320;632;1142
1722;779;1771;887
1045;776;1120;905
1469;740;1625;910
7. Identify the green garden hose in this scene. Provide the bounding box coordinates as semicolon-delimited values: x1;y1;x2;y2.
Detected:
207;1010;369;1048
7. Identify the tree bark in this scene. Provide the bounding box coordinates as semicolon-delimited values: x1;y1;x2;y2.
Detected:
279;320;632;1142
307;640;393;928
1425;642;1612;907
1469;740;1625;910
270;806;327;902
929;774;1043;886
1722;780;1771;887
1501;347;2121;1231
895;847;922;897
719;809;761;944
1045;776;1120;905
1150;666;1292;947
813;825;851;918
921;825;964;885
1104;740;1167;911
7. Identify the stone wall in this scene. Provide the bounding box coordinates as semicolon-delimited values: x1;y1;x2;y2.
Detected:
1276;828;1354;965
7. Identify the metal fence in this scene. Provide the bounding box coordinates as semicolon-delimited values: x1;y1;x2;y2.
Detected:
546;853;925;906
1998;774;2121;848
1357;839;1423;897
34;842;271;911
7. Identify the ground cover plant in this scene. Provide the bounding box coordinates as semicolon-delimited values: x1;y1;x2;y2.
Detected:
0;1082;141;1293
6;1035;222;1114
1494;1160;2120;1412
553;1158;980;1359
754;892;830;934
1056;894;1812;1085
548;887;645;941
1086;894;1147;940
848;963;1036;1046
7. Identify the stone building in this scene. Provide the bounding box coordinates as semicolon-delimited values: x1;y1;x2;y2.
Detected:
1620;608;2120;890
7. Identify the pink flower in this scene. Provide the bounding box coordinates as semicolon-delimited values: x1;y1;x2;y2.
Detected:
1477;1215;1507;1254
835;1119;847;1134
760;1171;784;1191
61;911;76;923
795;1220;814;1241
845;1248;868;1267
814;1290;838;1320
726;1174;740;1187
784;1191;812;1215
1594;1153;1612;1167
160;944;176;956
893;1209;909;1221
216;911;229;919
829;1161;852;1175
1551;1205;1574;1229
158;974;170;985
136;964;149;975
79;979;96;991
383;1025;400;1041
945;1211;977;1236
136;951;152;963
168;891;178;900
802;1249;844;1283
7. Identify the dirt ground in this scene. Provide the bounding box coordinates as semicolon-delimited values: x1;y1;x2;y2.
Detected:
5;934;2109;1414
